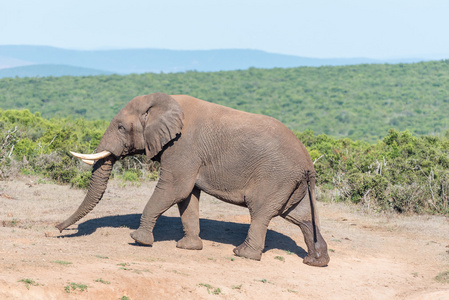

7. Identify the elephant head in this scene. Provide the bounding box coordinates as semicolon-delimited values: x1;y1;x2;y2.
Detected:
56;93;183;232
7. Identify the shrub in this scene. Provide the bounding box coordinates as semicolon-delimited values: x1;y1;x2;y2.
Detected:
296;129;449;214
70;171;92;189
120;169;141;182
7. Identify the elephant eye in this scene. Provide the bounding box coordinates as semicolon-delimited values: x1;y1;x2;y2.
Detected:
118;124;125;132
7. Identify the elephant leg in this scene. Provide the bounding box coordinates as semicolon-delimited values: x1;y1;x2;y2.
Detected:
233;215;271;261
233;184;296;260
176;187;203;250
130;187;175;246
130;166;198;246
281;194;330;267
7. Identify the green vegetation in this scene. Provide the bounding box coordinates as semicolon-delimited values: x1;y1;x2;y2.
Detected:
0;108;156;187
254;278;273;284
52;260;72;265
1;60;449;141
94;278;111;284
198;283;222;295
9;218;18;227
435;271;449;283
64;282;87;293
117;262;131;270
297;129;449;214
18;278;39;290
0;108;107;186
274;256;285;262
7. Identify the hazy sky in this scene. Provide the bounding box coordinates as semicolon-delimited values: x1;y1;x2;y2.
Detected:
1;0;448;59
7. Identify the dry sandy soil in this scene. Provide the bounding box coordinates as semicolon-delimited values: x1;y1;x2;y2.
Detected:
1;176;449;299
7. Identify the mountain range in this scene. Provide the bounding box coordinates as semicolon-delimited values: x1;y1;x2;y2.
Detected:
0;45;436;78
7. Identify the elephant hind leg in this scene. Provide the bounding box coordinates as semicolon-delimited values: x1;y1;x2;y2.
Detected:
233;214;271;261
234;187;293;261
281;192;330;267
176;187;203;250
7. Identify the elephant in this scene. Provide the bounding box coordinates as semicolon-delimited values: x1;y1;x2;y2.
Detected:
56;93;330;267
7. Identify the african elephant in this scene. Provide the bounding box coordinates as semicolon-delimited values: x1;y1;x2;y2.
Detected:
56;93;330;267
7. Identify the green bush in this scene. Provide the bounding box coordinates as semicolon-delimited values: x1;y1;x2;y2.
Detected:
0;109;163;188
70;171;92;189
296;128;449;214
42;155;78;184
120;169;141;182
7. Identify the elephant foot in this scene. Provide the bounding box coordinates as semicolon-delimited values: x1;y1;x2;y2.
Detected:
303;252;330;267
130;229;154;246
176;236;203;250
233;243;262;261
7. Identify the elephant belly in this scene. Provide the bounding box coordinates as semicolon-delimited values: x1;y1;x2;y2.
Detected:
195;170;247;207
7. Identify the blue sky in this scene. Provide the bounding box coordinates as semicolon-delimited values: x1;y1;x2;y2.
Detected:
1;0;448;59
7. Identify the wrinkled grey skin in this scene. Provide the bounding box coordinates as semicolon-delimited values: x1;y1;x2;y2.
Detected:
56;93;330;267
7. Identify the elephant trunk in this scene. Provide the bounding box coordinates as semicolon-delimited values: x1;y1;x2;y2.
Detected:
56;156;116;232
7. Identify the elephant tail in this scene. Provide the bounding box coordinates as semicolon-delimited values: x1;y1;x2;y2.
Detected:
306;170;318;243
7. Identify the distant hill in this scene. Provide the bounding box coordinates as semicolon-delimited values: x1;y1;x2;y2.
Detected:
0;64;113;78
0;45;426;78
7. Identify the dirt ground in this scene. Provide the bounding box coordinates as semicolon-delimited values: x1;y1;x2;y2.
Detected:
0;176;449;299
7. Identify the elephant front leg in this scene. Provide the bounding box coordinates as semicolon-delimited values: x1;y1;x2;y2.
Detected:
176;187;203;250
130;193;161;245
130;182;192;246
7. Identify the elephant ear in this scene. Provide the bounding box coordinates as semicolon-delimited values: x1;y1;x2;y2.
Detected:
143;93;184;158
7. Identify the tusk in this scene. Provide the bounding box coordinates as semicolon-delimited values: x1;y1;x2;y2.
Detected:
81;159;95;165
70;150;111;161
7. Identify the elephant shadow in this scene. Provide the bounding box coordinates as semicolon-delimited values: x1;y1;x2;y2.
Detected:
58;214;307;258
